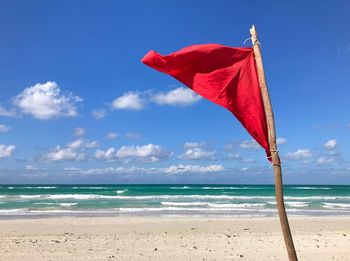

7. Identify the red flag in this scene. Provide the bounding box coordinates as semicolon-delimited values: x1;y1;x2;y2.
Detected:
141;44;270;158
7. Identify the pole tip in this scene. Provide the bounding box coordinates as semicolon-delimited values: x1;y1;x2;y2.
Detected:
250;25;257;37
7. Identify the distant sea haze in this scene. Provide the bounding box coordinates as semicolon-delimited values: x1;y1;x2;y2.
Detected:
0;185;349;218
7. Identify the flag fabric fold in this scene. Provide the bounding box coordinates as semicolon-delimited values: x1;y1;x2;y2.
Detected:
141;44;270;158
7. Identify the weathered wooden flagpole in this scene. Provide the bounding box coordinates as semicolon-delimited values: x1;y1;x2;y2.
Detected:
250;25;298;261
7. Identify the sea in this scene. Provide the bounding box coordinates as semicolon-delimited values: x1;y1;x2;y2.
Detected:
0;184;349;218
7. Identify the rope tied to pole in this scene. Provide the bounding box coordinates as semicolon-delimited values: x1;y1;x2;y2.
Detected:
243;37;261;47
267;150;280;167
267;150;279;159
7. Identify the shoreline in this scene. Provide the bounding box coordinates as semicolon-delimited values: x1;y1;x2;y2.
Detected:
0;216;349;260
1;212;350;220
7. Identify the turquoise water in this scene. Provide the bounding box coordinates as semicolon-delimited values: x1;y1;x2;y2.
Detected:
0;184;349;217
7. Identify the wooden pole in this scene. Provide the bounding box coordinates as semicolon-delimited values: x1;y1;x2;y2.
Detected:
250;25;298;261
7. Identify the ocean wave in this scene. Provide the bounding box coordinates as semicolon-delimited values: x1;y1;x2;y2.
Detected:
117;207;258;212
161;201;208;206
116;190;126;194
2;194;350;203
323;203;350;209
0;208;29;214
41;194;274;200
72;187;106;189
208;203;266;208
33;202;78;207
33;202;56;205
24;186;57;189
294;187;331;190
160;202;266;208
47;194;108;200
59;203;78;207
202;186;242;190
169;186;192;189
201;186;266;190
284;196;350;200
285;201;309;207
1;206;350;216
20;195;42;199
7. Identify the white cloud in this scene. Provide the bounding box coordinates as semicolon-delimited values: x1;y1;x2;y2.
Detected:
13;81;82;120
81;164;224;175
0;144;15;158
95;148;116;161
82;166;142;175
64;167;81;172
151;87;201;106
228;152;241;159
74;127;85;137
183;142;203;149
112;92;145;110
240;140;260;150
163;164;224;175
317;157;335;164
67;139;98;149
179;147;215;160
285;149;313;160
126;132;141;139
116;144;170;162
0;106;16;117
95;144;170;162
91;109;107;119
0;124;10;133
276;137;287;145
240;167;248;171
43;146;86;162
106;132;118;139
324;139;337;150
25;165;39;170
179;142;215;160
226;152;255;163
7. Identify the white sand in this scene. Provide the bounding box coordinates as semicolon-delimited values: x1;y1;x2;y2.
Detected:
0;216;349;260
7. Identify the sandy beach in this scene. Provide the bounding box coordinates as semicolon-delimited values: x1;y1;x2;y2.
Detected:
0;216;349;260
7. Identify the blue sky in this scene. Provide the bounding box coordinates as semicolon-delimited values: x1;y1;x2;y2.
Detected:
0;0;349;184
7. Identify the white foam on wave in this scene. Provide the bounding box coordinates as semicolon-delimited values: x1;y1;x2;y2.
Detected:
47;194;103;199
20;195;42;199
33;202;56;205
117;207;257;212
59;203;78;207
160;202;266;208
170;186;192;189
116;190;126;194
285;196;350;200
285;201;309;207
161;201;208;206
294;187;331;190
323;203;350;209
24;186;57;189
208;203;266;208
0;209;28;214
72;187;106;189
201;186;265;190
5;194;350;204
